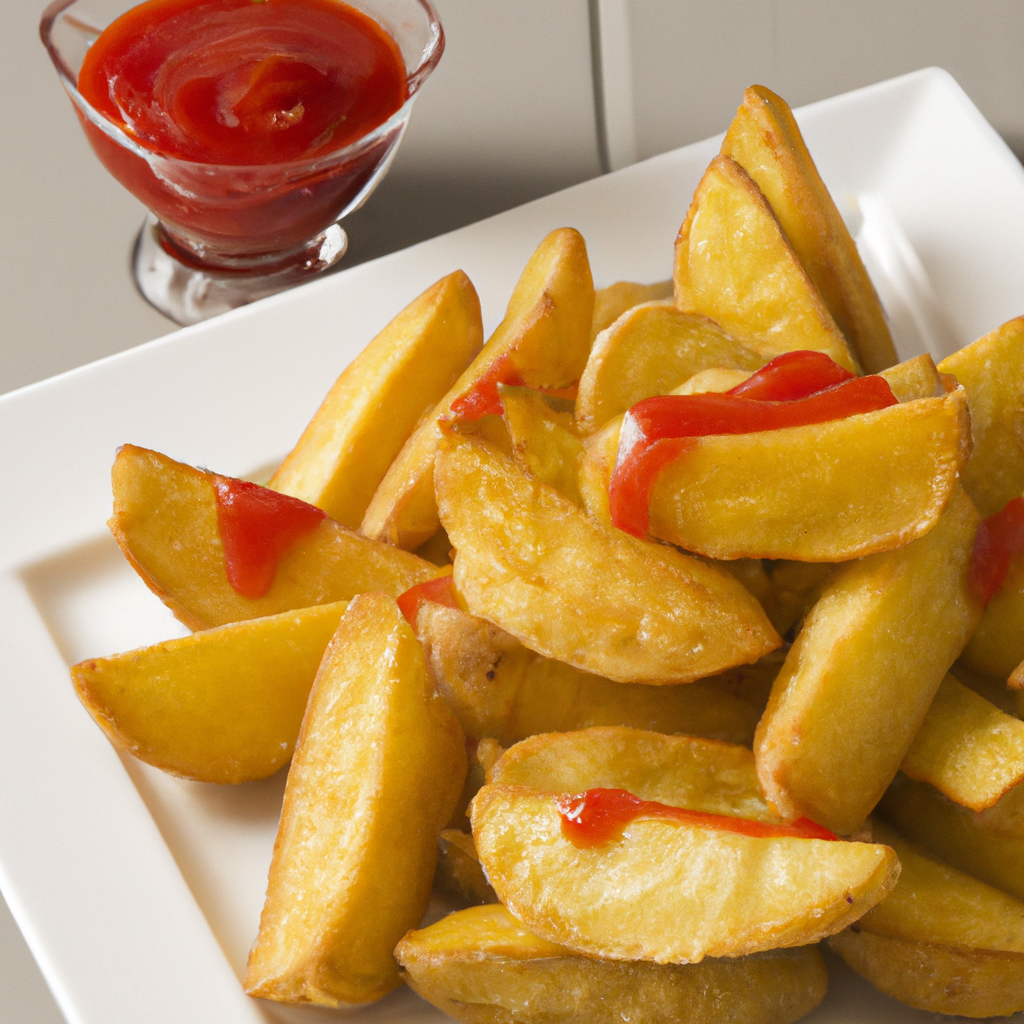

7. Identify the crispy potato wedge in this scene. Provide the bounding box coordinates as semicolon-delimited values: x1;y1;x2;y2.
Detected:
268;271;483;528
435;435;780;684
435;830;496;906
488;727;776;822
591;279;673;339
499;385;583;506
415;602;776;746
828;820;1024;1017
675;366;752;394
901;674;1024;811
674;155;857;372
71;601;348;783
722;85;896;374
575;302;763;434
878;772;1024;901
938;315;1024;516
960;544;1024;681
361;228;594;549
878;354;944;402
110;445;436;630
755;488;983;834
245;593;466;1007
397;903;827;1024
471;782;897;964
647;383;971;561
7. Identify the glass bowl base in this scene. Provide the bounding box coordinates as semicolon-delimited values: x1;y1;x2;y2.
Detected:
132;214;348;326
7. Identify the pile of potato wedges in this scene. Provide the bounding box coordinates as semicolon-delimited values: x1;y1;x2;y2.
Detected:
70;85;1024;1022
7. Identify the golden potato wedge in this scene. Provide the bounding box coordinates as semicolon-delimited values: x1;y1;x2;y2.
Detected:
674;366;752;394
828;820;1024;1017
397;903;828;1024
268;271;483;528
488;727;777;823
647;383;971;561
435;830;496;907
722;85;897;374
575;302;763;434
960;543;1024;681
591;279;673;338
674;155;857;372
878;354;944;402
878;772;1024;901
578;415;620;527
755;487;983;834
435;435;780;684
361;228;594;549
471;782;897;964
71;600;348;783
498;385;584;506
901;674;1024;811
110;445;436;630
938;315;1024;516
245;593;466;1007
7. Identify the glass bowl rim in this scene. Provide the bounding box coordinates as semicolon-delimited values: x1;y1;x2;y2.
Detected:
39;0;444;173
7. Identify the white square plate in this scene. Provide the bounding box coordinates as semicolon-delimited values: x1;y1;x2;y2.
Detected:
2;67;1024;1024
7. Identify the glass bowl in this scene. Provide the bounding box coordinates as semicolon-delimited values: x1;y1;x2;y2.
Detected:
41;0;443;324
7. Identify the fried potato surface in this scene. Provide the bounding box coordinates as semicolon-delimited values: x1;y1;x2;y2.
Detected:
591;279;673;339
938;315;1024;516
828;821;1024;1017
435;830;496;906
268;271;483;528
721;85;896;374
674;155;857;372
435;435;780;684
755;487;982;834
245;593;466;1006
71;601;348;783
878;772;1024;901
647;385;971;561
878;353;944;402
396;904;827;1024
110;445;436;630
960;544;1024;681
901;674;1024;811
361;228;594;549
575;302;763;434
471;783;896;964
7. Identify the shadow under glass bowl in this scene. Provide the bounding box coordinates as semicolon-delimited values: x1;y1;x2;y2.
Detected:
40;0;443;325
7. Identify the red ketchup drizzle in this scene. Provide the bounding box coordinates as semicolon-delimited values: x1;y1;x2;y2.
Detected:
77;0;408;166
556;788;839;848
609;364;897;538
397;571;459;626
969;497;1024;606
213;478;327;599
728;349;854;401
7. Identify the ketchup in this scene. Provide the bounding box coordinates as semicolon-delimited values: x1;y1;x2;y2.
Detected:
397;570;459;625
969;497;1024;606
609;356;897;538
213;477;327;599
446;355;578;423
555;788;838;848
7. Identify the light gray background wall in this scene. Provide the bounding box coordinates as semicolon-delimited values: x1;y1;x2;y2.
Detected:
2;1;1023;1020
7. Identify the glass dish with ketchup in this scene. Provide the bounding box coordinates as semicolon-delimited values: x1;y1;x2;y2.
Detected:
41;0;443;324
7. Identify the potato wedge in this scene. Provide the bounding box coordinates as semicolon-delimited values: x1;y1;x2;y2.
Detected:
435;830;496;907
71;600;348;783
592;279;673;338
674;155;857;372
435;435;780;684
755;487;982;834
647;383;971;561
110;445;436;630
938;315;1024;516
268;272;483;528
245;593;466;1007
878;772;1024;901
901;674;1024;811
397;903;827;1024
960;542;1024;681
361;228;594;550
722;85;896;374
471;782;897;964
828;820;1024;1017
575;302;763;434
878;353;944;402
